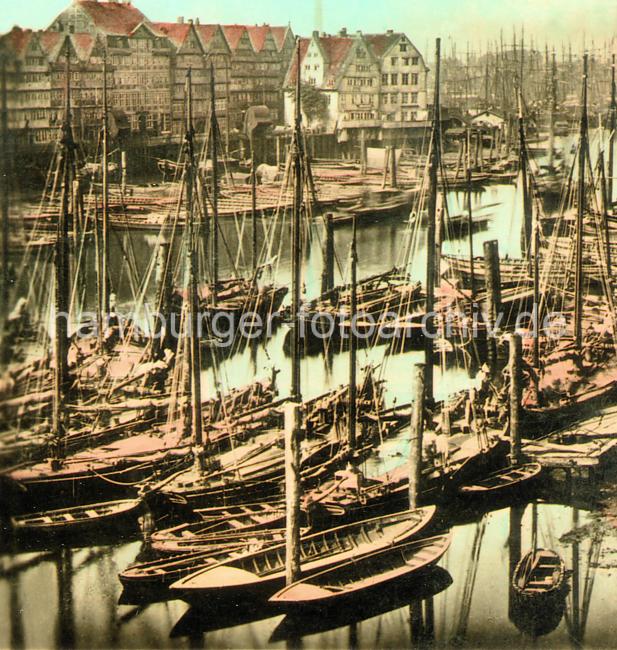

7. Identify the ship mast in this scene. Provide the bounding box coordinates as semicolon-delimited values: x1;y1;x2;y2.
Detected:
286;40;304;586
425;38;441;404
608;53;616;208
209;63;219;304
52;41;74;461
101;49;110;323
348;215;358;453
574;54;589;352
184;69;205;471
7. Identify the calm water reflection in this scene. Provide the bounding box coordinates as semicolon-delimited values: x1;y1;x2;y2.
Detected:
2;500;616;648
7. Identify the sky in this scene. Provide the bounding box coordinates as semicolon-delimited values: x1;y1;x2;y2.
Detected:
2;0;617;56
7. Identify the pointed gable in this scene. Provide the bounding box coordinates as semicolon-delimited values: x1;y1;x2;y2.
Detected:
195;24;230;55
222;25;252;53
1;27;35;60
270;26;294;53
283;37;309;87
152;22;191;49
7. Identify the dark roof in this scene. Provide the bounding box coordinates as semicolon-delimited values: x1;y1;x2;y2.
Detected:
75;0;147;36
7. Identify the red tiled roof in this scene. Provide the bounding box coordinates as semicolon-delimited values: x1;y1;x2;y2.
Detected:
270;26;290;51
284;37;309;87
221;25;249;51
319;36;354;81
1;27;34;57
38;30;64;57
364;33;398;57
152;21;191;47
71;32;96;59
245;25;270;52
76;0;147;36
195;24;218;47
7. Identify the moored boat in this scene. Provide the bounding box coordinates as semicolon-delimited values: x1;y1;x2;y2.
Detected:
169;507;436;605
269;532;451;609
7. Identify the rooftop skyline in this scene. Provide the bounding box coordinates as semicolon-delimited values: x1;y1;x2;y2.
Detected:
2;0;616;56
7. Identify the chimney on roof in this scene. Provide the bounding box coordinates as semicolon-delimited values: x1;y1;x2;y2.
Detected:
339;27;347;36
386;29;393;35
356;30;362;35
188;19;193;25
312;30;319;39
177;16;184;24
195;18;200;25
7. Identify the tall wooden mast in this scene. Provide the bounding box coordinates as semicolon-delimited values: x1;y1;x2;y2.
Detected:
608;53;616;208
52;41;74;460
574;54;588;352
209;63;219;304
0;51;8;311
285;40;303;586
425;38;441;405
518;89;532;256
348;215;358;453
101;49;110;320
184;69;205;470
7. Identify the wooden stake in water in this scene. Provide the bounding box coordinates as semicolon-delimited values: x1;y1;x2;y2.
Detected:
508;333;522;466
409;363;425;509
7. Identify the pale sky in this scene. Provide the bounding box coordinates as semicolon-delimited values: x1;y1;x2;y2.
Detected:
2;0;616;56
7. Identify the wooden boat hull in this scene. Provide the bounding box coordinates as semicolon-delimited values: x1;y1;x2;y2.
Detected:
269;533;452;609
511;548;566;602
458;463;543;500
170;508;436;606
10;498;143;538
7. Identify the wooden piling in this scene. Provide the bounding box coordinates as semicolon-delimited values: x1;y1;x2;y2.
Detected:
508;333;522;466
390;144;397;188
321;213;335;295
409;363;425;509
348;215;358;453
483;239;502;373
285;402;302;587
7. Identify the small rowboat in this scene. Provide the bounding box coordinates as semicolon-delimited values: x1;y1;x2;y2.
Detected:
150;501;286;554
119;550;232;602
269;533;451;609
170;507;436;605
511;548;566;600
10;499;143;536
459;463;542;496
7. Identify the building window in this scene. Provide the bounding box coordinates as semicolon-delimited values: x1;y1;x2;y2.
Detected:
390;57;398;66
402;92;409;103
390;73;398;85
390;93;398;104
382;73;388;85
411;92;418;103
403;57;409;66
412;56;419;65
402;111;409;121
382;93;389;104
402;73;409;85
400;43;407;52
411;73;418;84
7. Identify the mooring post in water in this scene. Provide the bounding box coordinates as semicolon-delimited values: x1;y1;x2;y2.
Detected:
121;150;127;196
483;239;502;374
285;401;302;586
360;128;367;175
321;213;335;295
409;363;425;509
608;53;616;207
508;333;522;466
390;143;397;188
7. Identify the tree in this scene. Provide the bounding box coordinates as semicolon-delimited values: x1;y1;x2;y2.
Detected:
300;83;329;126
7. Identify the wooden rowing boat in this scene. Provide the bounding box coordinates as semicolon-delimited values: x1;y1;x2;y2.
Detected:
269;532;451;609
459;462;542;497
169;507;436;605
511;548;566;600
150;501;287;554
10;498;143;536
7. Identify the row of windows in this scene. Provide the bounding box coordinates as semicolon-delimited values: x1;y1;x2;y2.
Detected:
384;111;418;121
346;77;374;87
382;92;419;104
390;56;419;66
346;111;375;120
382;73;419;85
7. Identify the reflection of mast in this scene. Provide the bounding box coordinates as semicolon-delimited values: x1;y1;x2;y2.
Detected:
507;504;524;621
0;50;9;310
9;571;24;648
451;517;487;644
56;548;74;648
